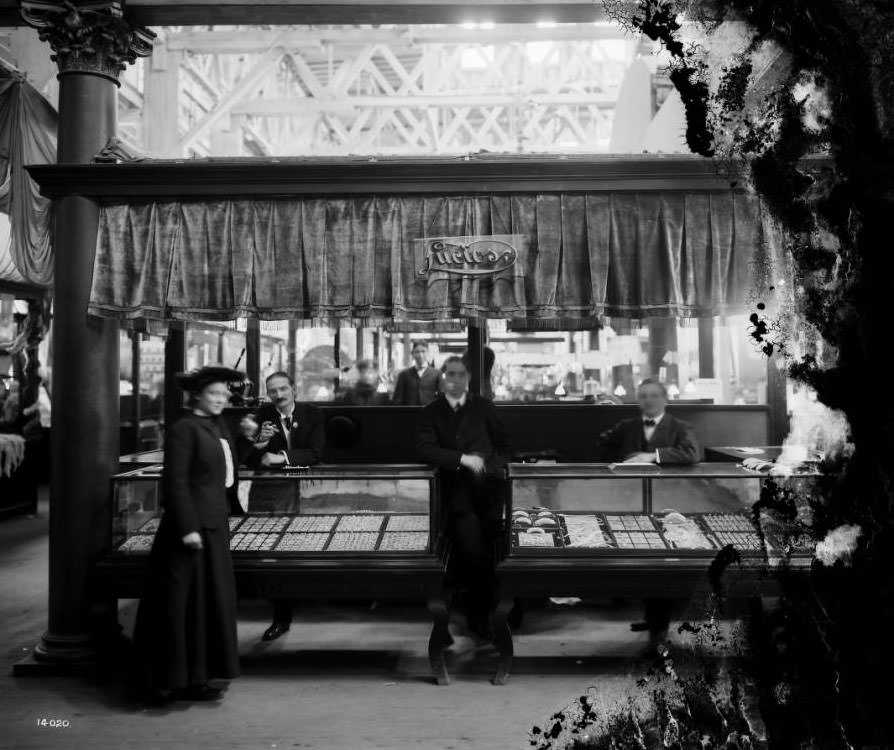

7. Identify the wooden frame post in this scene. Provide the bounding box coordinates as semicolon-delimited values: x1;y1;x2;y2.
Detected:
17;2;154;671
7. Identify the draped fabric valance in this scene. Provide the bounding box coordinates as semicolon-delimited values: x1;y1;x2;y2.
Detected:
89;191;785;322
0;73;56;287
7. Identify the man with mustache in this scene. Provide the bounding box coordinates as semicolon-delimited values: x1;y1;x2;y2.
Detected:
239;371;325;640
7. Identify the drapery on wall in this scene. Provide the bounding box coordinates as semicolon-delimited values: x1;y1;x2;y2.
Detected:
89;191;785;322
0;72;56;287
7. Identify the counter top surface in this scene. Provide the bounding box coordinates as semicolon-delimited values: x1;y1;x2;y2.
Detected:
115;463;438;480
507;461;819;478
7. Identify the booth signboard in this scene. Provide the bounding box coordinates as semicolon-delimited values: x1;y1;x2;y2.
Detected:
415;234;523;278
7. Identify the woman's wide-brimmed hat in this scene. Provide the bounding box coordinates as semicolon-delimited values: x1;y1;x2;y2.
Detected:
176;365;245;393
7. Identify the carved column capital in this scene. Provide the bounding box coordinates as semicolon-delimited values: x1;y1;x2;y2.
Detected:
20;1;155;84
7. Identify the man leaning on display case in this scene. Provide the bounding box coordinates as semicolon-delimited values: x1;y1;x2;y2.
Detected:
415;355;510;642
595;377;700;649
238;370;325;641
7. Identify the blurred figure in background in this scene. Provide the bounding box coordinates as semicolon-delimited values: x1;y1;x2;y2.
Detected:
392;340;440;405
339;359;389;405
21;373;51;481
0;378;22;431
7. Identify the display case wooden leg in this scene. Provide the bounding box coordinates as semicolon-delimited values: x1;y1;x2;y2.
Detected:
426;595;451;686
492;593;514;685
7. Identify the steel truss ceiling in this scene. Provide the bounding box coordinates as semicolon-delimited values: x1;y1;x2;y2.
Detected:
117;24;652;157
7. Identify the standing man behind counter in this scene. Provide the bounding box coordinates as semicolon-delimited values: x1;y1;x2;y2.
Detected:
393;340;441;405
238;371;325;641
595;377;700;649
416;356;510;641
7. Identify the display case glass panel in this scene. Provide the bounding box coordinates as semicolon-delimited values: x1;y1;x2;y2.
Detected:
506;463;816;558
651;477;761;514
111;464;439;556
510;476;642;513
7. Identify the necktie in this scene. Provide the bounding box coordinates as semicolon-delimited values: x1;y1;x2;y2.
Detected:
643;418;656;427
282;415;293;450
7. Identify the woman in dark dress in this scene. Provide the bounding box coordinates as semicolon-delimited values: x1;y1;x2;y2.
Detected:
133;366;243;703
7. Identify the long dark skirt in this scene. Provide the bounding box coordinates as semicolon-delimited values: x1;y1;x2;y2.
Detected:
132;519;240;691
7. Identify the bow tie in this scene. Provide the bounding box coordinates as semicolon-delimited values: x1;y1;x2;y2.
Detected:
643;418;656;427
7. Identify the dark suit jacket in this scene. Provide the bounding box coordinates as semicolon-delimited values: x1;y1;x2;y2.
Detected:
239;402;325;469
416;394;511;513
393;366;440;405
162;412;239;539
595;413;700;464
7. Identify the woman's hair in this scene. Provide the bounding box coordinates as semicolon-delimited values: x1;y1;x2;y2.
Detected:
184;379;231;408
178;366;244;400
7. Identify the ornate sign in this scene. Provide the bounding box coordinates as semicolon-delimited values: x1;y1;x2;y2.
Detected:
416;234;522;277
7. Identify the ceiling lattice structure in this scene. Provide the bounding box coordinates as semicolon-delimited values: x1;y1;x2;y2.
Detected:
115;24;655;158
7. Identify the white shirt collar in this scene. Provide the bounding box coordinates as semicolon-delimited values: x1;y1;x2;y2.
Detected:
643;412;665;425
444;392;467;409
276;404;296;421
415;363;428;374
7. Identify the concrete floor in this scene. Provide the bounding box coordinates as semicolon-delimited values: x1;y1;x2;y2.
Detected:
0;491;733;750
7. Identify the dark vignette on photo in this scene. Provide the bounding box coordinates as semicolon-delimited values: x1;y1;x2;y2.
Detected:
528;1;894;747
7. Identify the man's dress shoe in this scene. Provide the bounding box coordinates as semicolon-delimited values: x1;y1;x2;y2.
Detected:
262;621;290;641
172;684;224;701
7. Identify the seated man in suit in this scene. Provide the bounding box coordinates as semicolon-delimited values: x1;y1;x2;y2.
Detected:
595;377;700;649
595;378;699;466
238;371;325;641
416;356;510;641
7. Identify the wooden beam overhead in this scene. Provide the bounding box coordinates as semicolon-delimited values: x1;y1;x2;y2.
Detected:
0;1;617;28
26;154;756;200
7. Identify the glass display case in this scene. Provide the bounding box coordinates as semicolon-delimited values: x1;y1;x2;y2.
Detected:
111;464;441;557
490;461;819;685
504;462;816;557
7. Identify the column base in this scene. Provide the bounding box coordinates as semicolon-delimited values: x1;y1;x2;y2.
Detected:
13;631;97;676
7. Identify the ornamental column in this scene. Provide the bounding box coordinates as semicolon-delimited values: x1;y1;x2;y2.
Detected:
18;1;154;668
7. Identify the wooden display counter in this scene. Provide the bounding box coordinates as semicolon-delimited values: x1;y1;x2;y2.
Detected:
491;462;818;684
90;464;455;685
